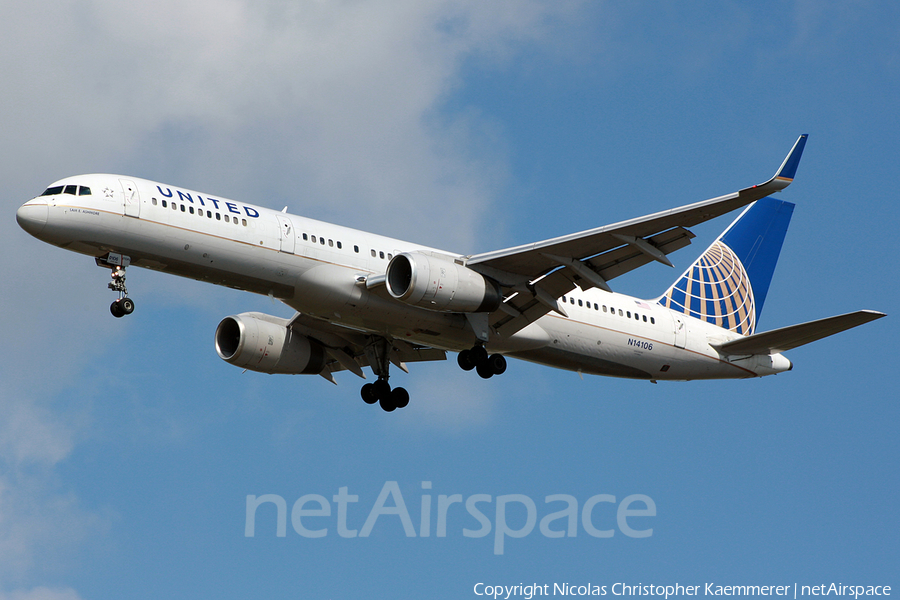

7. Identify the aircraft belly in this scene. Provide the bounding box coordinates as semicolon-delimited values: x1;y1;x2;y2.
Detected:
522;316;653;378
508;346;654;379
491;321;551;353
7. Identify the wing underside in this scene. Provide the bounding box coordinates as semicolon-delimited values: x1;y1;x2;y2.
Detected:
287;312;446;383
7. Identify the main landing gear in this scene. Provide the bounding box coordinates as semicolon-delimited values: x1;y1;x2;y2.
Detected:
360;379;410;413
457;344;507;379
98;254;135;318
360;336;410;412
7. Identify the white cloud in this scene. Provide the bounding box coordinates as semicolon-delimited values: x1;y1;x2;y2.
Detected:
2;0;580;249
0;2;586;591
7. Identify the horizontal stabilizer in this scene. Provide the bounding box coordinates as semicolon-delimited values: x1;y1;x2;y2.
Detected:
713;310;886;355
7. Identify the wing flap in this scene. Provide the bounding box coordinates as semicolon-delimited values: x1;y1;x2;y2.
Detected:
491;270;577;336
713;310;886;355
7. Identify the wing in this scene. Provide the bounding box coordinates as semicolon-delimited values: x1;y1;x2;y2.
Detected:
286;312;446;383
467;135;809;336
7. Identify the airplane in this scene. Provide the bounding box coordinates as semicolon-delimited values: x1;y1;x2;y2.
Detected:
15;135;885;412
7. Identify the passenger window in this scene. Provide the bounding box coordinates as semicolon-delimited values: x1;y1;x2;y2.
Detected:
320;238;325;245
379;251;385;259
172;203;177;210
216;213;221;220
302;233;308;241
189;206;194;214
371;249;376;257
643;315;647;322
337;241;342;249
79;187;91;196
354;245;359;253
242;219;247;226
328;239;334;247
619;310;623;316
207;211;212;218
311;235;317;243
224;215;230;223
64;185;77;195
152;198;158;206
627;311;631;318
387;253;392;260
578;300;583;307
603;306;607;313
651;317;655;325
180;204;185;212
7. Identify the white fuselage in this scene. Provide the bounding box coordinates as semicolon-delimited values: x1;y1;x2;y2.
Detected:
16;174;792;382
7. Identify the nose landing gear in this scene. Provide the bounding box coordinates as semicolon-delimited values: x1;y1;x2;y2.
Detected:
97;253;135;318
108;266;135;318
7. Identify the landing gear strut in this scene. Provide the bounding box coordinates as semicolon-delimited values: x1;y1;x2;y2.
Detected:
458;344;507;379
360;336;410;412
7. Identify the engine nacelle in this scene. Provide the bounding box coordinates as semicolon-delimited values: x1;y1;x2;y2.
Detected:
385;252;501;313
215;312;327;375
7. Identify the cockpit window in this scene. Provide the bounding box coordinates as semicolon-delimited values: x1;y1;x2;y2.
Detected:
79;186;91;196
64;185;78;195
40;186;64;196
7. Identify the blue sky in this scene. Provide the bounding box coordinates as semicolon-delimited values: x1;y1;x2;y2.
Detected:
2;2;898;599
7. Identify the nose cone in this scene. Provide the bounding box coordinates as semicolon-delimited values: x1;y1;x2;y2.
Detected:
16;201;48;236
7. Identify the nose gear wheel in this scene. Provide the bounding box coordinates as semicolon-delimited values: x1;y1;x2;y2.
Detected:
101;259;136;318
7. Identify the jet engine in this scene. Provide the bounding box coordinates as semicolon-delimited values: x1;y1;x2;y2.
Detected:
215;312;327;375
385;252;501;313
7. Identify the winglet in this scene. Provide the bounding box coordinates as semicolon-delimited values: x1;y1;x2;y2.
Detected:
751;134;808;194
773;134;808;182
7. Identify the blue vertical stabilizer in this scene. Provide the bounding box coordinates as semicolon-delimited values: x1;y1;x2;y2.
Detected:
657;197;794;335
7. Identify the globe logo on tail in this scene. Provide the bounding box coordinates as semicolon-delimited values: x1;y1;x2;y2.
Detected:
658;241;756;336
